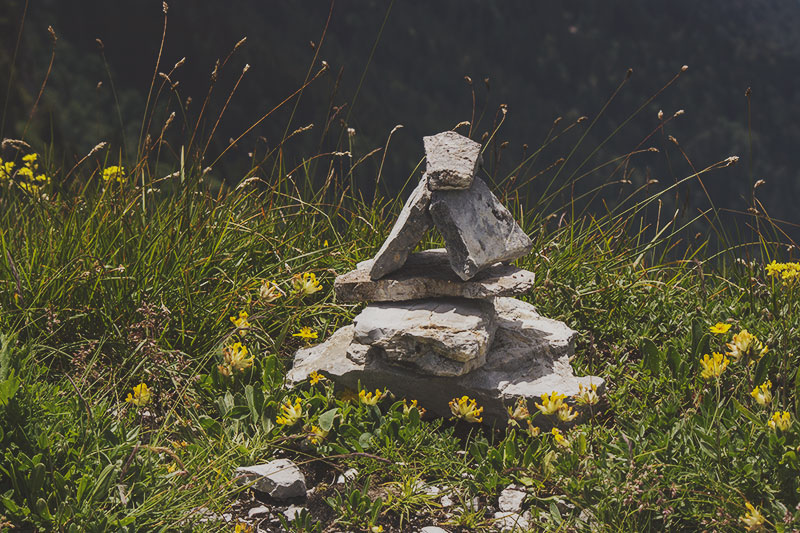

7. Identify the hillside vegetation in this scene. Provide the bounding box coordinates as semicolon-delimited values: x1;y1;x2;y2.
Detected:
1;4;800;532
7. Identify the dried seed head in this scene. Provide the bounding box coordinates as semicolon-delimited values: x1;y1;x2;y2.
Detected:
1;138;31;150
48;26;57;42
234;37;247;50
658;110;664;120
174;57;185;69
96;38;104;49
577;116;588;123
454;121;470;130
96;81;103;89
484;77;490;89
674;109;685;117
88;142;108;156
745;87;752;97
390;124;404;134
500;141;509;149
724;156;739;166
648;147;659;152
309;40;316;50
681;65;688;72
347;127;356;138
162;2;168;14
626;68;633;79
553;116;563;127
754;179;766;190
243;63;250;73
464;75;473;85
668;135;678;145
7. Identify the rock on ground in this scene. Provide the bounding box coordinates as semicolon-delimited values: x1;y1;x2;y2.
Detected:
234;459;306;499
498;484;527;513
353;298;496;377
369;176;433;280
493;511;530;532
287;298;603;426
424;131;482;190
429;178;533;280
336;248;536;303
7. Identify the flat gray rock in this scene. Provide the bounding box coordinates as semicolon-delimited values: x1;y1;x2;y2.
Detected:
336;248;535;303
369;176;433;280
430;177;534;280
353;298;496;376
287;299;603;427
493;511;530;532
234;459;306;499
424;131;482;190
498;484;527;513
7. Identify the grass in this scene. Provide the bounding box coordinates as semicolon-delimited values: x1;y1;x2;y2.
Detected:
2;11;800;532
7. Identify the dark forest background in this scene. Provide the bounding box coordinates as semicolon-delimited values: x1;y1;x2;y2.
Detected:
3;0;800;239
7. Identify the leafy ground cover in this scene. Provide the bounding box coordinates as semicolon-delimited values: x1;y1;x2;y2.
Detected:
1;15;799;531
0;140;798;532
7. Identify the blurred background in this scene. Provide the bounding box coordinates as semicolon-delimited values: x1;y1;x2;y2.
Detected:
2;0;799;240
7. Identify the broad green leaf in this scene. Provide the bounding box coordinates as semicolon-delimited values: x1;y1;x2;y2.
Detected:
640;338;661;375
318;408;338;432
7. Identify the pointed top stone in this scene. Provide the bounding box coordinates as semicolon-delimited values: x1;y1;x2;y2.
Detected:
424;131;482;190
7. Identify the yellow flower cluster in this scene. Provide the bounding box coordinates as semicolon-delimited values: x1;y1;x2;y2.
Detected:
551;427;570;448
507;397;529;427
726;329;767;364
535;391;578;421
575;382;600;406
102;165;125;183
309;371;326;385
699;352;730;380
768;411;792;432
307;424;328;444
276;398;303;426
750;380;772;406
359;388;386;406
125;382;152;407
230;310;250;333
449;395;483;423
741;502;765;531
403;398;426;417
259;280;283;303
218;342;254;376
1;153;50;194
292;272;322;296
766;260;800;284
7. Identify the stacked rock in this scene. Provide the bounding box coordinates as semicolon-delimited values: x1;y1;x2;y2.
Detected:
288;131;603;426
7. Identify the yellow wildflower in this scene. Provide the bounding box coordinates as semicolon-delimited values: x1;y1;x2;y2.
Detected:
307;425;328;444
220;342;253;373
16;166;33;179
292;272;322;296
699;352;729;380
166;463;177;474
574;382;600;406
309;370;326;385
709;322;731;334
741;501;766;531
293;326;318;340
234;523;254;533
768;411;792;432
18;181;42;194
449;395;483;423
359;388;386;406
507;397;529;426
102;165;126;183
22;153;37;163
370;526;383;533
125;383;152;407
551;427;569;448
525;420;540;437
258;280;283;303
535;391;567;415
230;310;250;333
557;404;579;422
403;399;426;417
766;260;800;284
726;330;767;364
0;159;15;179
276;398;303;426
750;380;772;406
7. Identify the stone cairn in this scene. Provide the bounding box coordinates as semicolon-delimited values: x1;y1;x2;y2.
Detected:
288;131;603;426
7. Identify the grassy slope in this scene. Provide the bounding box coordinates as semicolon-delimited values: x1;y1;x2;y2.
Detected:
0;151;798;532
